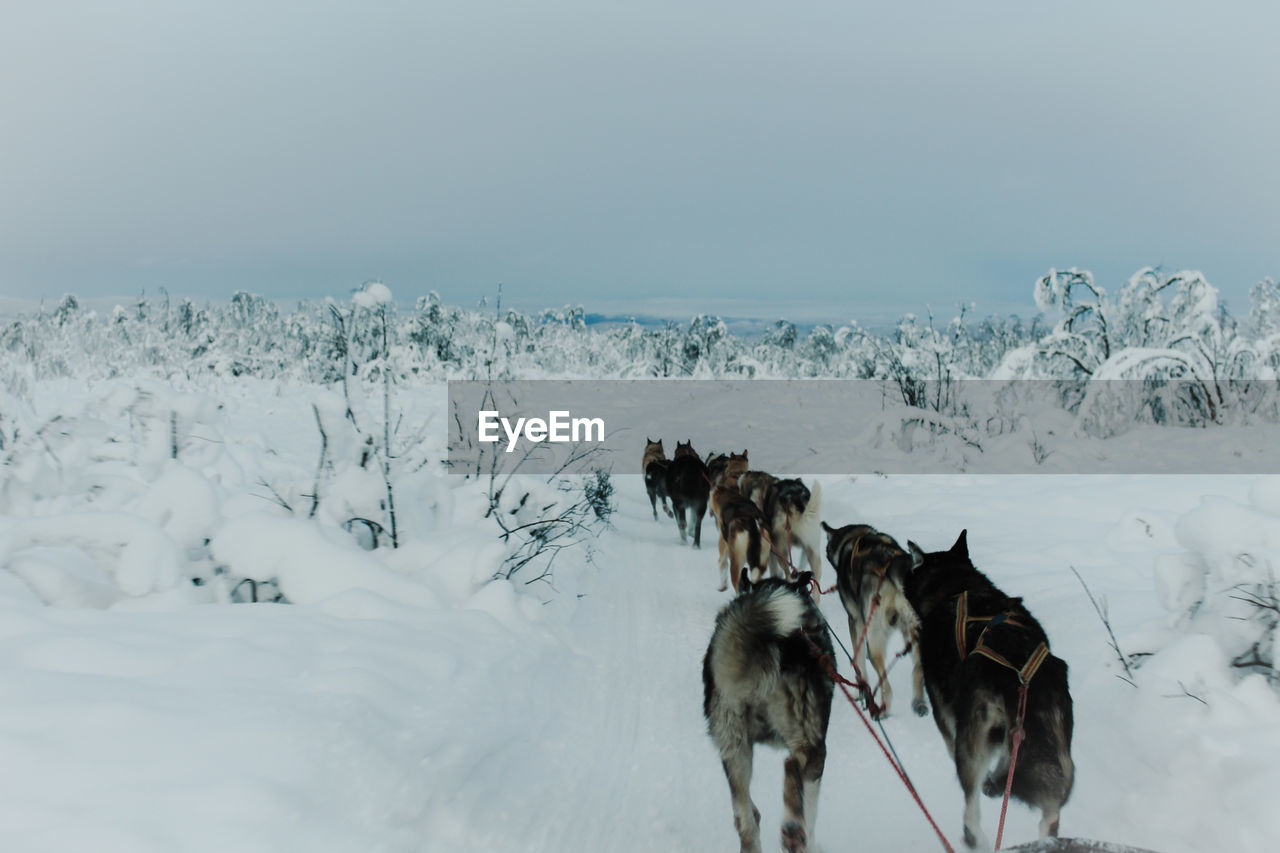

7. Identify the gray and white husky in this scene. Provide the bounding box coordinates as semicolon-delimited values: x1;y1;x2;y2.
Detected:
740;475;824;586
702;572;834;853
821;521;927;720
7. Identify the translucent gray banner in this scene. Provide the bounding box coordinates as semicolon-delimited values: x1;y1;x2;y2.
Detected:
447;379;1280;475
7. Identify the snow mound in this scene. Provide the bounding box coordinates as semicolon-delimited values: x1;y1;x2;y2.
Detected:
209;513;441;610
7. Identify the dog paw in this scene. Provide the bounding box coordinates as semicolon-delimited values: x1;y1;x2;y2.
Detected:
717;583;728;592
961;824;990;850
780;820;807;853
912;698;929;717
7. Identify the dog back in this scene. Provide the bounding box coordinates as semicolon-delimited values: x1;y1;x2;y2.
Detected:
738;470;777;510
825;524;910;609
764;478;810;525
666;453;710;501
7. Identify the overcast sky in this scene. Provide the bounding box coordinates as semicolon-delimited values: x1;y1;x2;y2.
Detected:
1;1;1276;320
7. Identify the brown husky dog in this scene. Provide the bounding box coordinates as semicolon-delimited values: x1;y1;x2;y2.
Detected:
719;450;749;486
821;522;926;720
642;439;672;521
708;454;768;592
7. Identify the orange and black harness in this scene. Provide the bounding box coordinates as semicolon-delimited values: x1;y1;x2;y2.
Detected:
953;590;1050;685
952;590;1051;849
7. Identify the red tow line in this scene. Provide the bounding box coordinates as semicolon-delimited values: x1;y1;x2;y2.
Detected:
804;633;956;853
994;682;1031;850
761;520;838;596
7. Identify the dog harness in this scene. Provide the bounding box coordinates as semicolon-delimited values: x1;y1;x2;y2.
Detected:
845;534;890;601
952;591;1050;685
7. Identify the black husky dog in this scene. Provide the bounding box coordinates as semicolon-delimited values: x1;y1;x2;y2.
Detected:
664;440;710;547
703;572;834;853
904;531;1074;848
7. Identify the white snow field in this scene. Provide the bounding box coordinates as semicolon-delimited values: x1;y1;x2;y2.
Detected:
2;377;1280;853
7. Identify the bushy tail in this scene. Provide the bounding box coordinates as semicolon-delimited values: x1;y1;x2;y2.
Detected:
743;520;763;578
802;481;822;523
710;587;808;702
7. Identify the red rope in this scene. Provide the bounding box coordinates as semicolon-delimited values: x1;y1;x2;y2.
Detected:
852;574;887;662
761;520;841;596
994;683;1030;850
807;637;956;853
868;644;912;704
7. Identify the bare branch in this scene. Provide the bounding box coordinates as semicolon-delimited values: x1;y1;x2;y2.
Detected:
1071;565;1136;684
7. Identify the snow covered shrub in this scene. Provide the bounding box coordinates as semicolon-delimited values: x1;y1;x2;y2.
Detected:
861;311;971;415
1154;482;1280;683
485;470;615;586
1024;267;1275;436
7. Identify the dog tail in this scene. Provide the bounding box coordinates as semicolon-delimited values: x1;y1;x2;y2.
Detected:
710;586;809;702
746;522;764;578
802;480;822;522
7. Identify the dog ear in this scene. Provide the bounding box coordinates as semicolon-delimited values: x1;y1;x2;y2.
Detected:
908;541;926;570
821;521;835;537
950;529;969;558
737;568;753;594
793;571;813;591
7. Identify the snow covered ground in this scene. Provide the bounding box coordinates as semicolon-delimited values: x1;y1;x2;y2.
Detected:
2;376;1279;853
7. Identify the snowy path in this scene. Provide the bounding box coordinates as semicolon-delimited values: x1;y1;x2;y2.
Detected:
3;462;1277;853
430;473;1263;853
429;477;1132;853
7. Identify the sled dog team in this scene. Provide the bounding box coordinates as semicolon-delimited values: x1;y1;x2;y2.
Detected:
643;439;1075;853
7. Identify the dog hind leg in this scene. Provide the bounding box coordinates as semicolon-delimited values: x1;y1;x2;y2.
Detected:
721;744;763;853
1039;804;1061;839
867;615;892;718
800;743;825;853
901;611;928;716
767;525;786;579
717;534;730;591
781;754;807;853
955;703;1002;850
983;757;1010;798
845;612;876;712
692;495;708;548
728;530;746;593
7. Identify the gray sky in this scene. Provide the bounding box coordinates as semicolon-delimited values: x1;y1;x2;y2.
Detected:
2;1;1276;321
